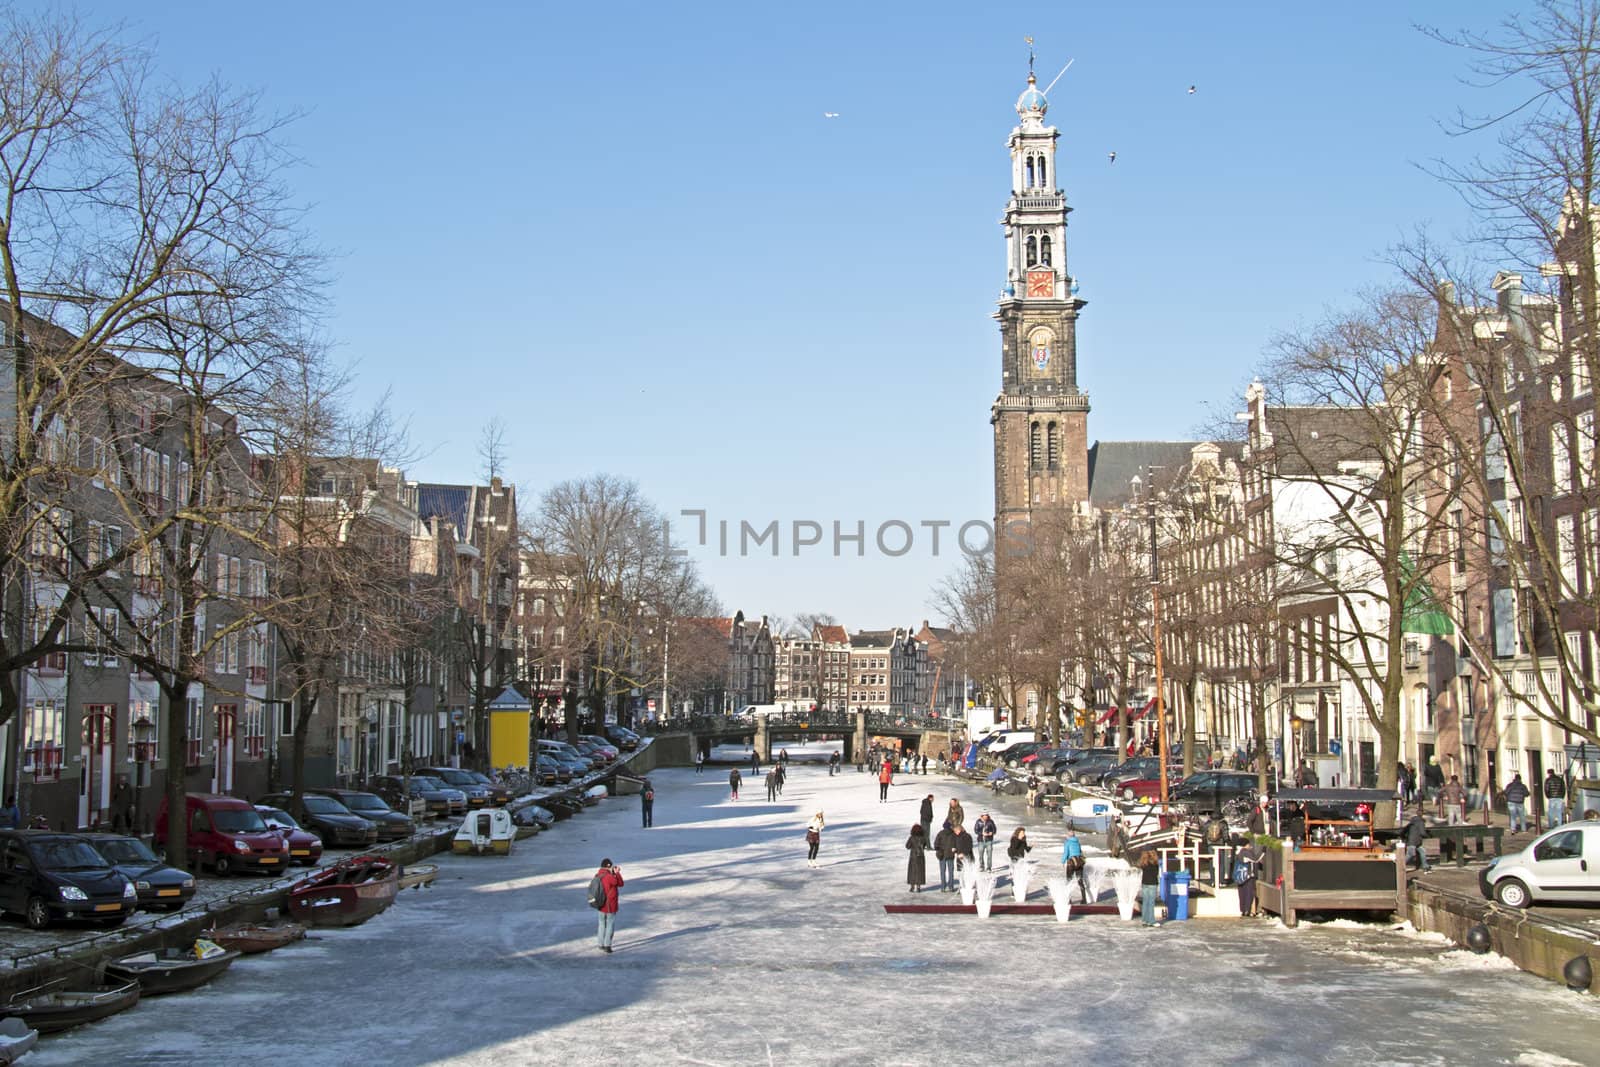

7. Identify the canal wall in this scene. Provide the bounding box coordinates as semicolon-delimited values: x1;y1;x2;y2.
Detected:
1407;882;1596;994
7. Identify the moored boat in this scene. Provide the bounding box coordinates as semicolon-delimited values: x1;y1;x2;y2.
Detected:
286;855;399;927
397;862;439;890
0;980;140;1034
452;809;514;856
204;921;307;954
0;1017;37;1064
104;941;240;996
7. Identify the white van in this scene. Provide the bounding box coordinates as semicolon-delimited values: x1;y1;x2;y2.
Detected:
1481;822;1600;907
985;730;1036;755
736;704;785;719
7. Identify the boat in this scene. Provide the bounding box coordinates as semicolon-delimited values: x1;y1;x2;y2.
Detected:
0;1018;37;1064
453;808;514;855
610;775;646;796
203;921;306;954
286;855;399;927
104;941;240;996
397;862;439;890
0;980;140;1034
582;785;608;805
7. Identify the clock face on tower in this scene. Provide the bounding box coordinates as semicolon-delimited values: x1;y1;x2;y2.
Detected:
1026;270;1054;298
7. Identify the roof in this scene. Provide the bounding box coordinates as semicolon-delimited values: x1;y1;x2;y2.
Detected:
1262;407;1381;477
1087;441;1217;508
851;630;894;649
815;624;848;644
414;484;472;533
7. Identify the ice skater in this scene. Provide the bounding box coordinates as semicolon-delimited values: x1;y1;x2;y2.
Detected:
766;769;778;802
1061;830;1088;900
806;810;825;867
973;811;997;871
933;820;957;891
919;794;934;845
1007;826;1031;867
775;763;785;795
878;758;893;802
729;767;742;801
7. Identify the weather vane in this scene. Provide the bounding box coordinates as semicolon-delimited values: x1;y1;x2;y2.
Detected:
1025;35;1035;75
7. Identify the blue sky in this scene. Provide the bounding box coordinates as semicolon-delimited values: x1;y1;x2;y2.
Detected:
64;0;1516;628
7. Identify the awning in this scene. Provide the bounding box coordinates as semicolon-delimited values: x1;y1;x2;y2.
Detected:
1399;552;1455;636
1097;698;1156;725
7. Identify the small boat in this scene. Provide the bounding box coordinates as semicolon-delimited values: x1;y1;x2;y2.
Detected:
582;785;608;805
397;862;439;890
0;1018;37;1065
0;980;140;1034
104;941;240;996
610;775;646;796
287;855;399;928
204;922;306;954
453;808;514;855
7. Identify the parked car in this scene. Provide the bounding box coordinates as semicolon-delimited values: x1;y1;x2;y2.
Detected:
369;774;465;818
1117;774;1186;802
534;755;570;784
258;792;378;848
605;725;641;750
83;833;197;911
154;793;292;875
415;767;495;808
460;772;511;807
0;831;137;929
253;806;325;865
1099;757;1182;791
1059;753;1126;785
537;741;594;775
1480;822;1600;908
1044;747;1114;777
1168;771;1259;815
1003;742;1050;767
309;789;415;841
1021;746;1072;767
580;736;621;762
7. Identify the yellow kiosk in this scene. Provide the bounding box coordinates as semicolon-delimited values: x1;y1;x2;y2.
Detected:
486;686;533;769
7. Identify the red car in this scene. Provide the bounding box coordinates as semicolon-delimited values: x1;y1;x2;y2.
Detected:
255;805;325;866
153;794;291;876
1118;775;1186;802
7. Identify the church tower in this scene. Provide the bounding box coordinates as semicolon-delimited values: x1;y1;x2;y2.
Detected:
991;71;1090;532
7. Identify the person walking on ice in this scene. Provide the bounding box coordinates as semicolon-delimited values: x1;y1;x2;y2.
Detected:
590;858;624;953
806;811;825;868
878;758;893;802
695;749;704;774
729;767;742;801
640;781;654;828
766;768;779;802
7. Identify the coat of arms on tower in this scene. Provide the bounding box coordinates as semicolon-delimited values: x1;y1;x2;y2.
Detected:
1032;344;1051;371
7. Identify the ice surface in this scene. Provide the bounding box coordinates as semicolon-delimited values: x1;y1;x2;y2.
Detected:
22;742;1600;1066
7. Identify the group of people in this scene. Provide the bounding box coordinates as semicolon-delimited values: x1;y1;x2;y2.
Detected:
901;792;1044;895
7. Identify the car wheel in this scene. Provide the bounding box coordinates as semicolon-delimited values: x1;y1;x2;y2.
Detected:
213;852;235;877
1122;787;1136;801
24;896;50;930
1494;878;1532;909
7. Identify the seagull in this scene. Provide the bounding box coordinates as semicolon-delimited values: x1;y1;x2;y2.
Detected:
1107;151;1116;163
823;112;839;119
1188;85;1196;94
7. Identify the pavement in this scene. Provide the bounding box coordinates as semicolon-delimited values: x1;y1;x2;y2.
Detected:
1409;821;1600;931
21;748;1600;1066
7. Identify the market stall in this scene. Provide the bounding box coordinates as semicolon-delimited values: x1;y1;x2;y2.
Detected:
1257;787;1408;927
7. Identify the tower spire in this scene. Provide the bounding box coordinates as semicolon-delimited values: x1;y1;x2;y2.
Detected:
1025;35;1035;76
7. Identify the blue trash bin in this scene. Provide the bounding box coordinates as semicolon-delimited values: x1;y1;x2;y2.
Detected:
1158;871;1174;914
1168;873;1191;921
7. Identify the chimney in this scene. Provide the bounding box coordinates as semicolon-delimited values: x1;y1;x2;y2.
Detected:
1493;271;1529;343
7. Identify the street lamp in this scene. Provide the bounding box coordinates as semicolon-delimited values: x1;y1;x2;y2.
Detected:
131;715;156;839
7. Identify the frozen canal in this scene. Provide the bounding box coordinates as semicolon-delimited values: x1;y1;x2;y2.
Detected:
29;750;1600;1066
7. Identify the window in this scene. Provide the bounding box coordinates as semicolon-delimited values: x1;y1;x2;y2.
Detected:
186;697;204;766
1038;156;1047;188
1452;510;1466;573
1578;412;1595;494
85;606;119;667
1025;156;1034;188
1025;235;1037;268
1552;423;1573;494
1029;422;1042;470
1047;422;1059;469
24;700;65;780
1039;234;1052;267
241;699;265;760
248;559;267;601
1559;514;1579;590
128;700;159;763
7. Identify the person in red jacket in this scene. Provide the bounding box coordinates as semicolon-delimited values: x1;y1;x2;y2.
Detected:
878;758;894;802
594;858;624;953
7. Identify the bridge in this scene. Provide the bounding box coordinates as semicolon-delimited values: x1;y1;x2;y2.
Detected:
640;710;961;765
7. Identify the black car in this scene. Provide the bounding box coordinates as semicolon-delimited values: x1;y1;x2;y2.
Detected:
1059;752;1125;785
0;831;136;929
84;833;196;912
369;774;464;818
1169;771;1260;814
415;767;494;808
259;792;378;847
309;789;415;841
604;725;640;751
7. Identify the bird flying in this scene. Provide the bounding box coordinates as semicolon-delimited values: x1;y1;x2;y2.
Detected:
1107;151;1116;163
1187;85;1196;94
824;112;839;118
